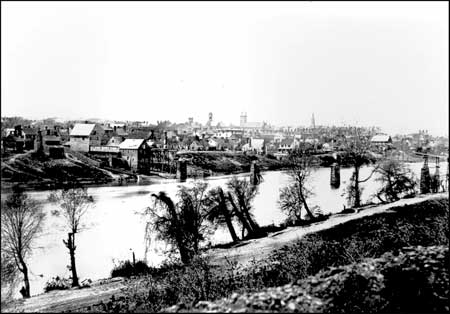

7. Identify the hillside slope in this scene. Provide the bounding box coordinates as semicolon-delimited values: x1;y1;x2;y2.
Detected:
174;245;448;313
1;151;114;190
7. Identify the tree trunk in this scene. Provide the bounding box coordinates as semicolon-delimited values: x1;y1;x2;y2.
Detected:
219;189;239;242
300;191;315;219
236;192;259;231
19;260;30;298
227;192;253;235
354;167;361;208
67;233;79;287
158;193;191;264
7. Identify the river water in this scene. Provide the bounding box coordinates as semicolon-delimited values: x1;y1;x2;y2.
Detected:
8;162;448;297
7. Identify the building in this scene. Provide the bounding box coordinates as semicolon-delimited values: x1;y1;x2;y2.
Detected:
107;136;124;147
250;138;265;154
239;112;264;130
278;138;300;153
68;123;105;152
190;140;205;151
118;138;150;171
371;134;393;154
371;134;393;151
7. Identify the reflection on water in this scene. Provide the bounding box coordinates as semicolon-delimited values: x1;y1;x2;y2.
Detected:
12;162;447;297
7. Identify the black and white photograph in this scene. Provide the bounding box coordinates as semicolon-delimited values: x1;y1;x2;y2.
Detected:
1;1;449;313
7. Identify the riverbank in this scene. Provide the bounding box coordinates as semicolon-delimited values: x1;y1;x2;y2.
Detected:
1;151;116;192
1;149;379;193
2;193;447;313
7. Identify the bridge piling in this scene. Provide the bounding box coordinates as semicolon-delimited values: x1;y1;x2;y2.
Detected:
420;156;431;194
250;160;261;185
176;159;187;182
330;163;341;188
330;153;340;188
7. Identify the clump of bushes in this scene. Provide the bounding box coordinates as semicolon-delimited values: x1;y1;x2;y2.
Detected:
44;276;71;292
111;260;150;278
179;245;449;313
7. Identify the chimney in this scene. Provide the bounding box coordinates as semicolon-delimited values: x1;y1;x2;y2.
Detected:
36;129;44;152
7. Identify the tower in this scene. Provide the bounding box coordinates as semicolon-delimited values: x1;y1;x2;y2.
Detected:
311;113;316;129
207;112;213;127
240;112;247;126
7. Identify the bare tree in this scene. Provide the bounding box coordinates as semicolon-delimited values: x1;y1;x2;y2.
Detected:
226;176;260;237
177;182;210;255
1;186;45;298
204;187;239;243
146;182;209;264
374;159;417;203
279;142;316;223
48;187;94;287
342;127;377;208
146;191;190;264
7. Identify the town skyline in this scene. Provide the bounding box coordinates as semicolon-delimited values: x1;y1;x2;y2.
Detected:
0;112;446;138
2;2;448;136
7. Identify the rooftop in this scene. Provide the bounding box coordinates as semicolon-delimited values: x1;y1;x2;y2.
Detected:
371;134;391;143
119;139;146;149
70;124;96;136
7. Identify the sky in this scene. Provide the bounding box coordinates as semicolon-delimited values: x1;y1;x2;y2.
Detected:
1;1;448;136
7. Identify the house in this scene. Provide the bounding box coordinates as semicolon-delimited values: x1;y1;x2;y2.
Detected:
371;134;393;151
189;140;205;151
278;138;299;153
107;136;124;147
250;138;265;154
59;128;71;144
2;126;25;152
34;128;64;157
22;126;39;150
371;134;392;144
118;139;150;171
68;123;105;152
208;138;225;151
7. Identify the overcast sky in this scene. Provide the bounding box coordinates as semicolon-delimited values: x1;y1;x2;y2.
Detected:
1;1;448;135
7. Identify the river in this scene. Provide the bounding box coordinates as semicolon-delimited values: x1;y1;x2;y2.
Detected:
6;162;448;297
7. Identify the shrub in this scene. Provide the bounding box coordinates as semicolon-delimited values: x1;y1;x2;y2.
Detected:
111;260;150;278
44;276;71;292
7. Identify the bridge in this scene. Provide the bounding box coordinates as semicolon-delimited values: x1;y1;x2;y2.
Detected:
329;150;449;193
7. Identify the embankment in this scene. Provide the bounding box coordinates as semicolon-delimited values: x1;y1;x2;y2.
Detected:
1;151;114;192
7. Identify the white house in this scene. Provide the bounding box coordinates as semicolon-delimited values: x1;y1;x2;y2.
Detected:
250;138;265;153
278;138;299;153
68;123;105;152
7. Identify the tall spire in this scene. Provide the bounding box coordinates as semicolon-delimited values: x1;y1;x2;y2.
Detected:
311;113;316;129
